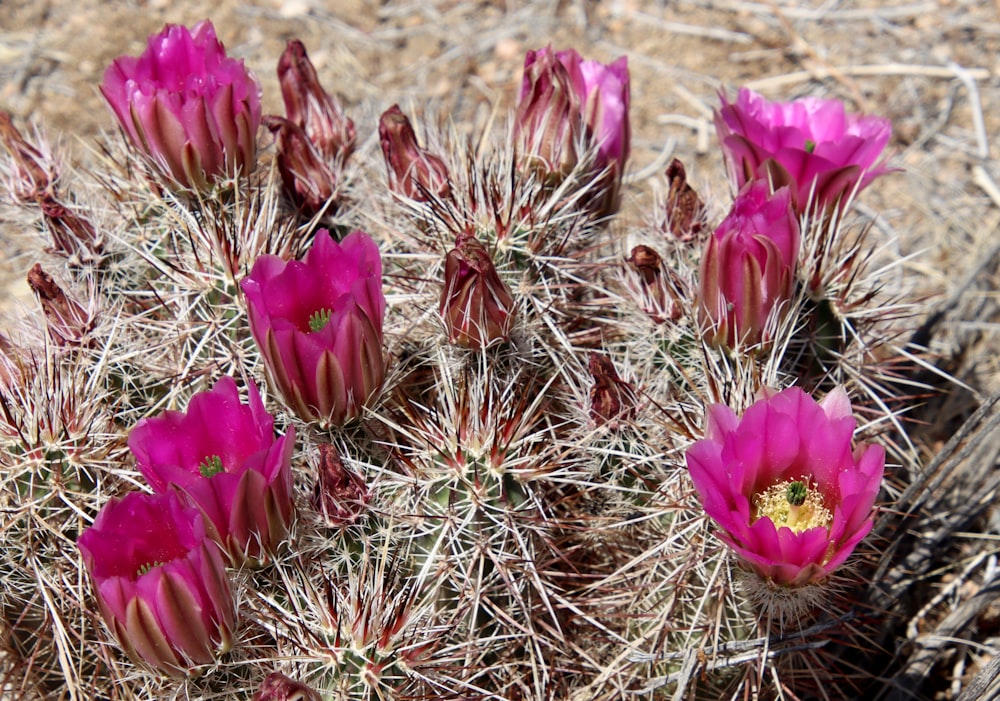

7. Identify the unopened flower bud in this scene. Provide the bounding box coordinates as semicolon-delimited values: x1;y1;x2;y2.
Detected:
378;105;451;202
440;234;516;349
311;443;369;527
588;353;638;425
253;672;322;701
277;40;355;166
698;182;799;349
515;47;582;183
663;159;704;241
27;264;95;347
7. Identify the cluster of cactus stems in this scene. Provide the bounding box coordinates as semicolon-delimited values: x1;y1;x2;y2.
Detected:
0;18;927;701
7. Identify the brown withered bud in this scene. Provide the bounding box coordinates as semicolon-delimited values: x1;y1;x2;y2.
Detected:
38;195;103;260
440;234;516;350
27;264;95;346
266;116;339;216
277;40;356;165
311;443;370;527
0;111;55;202
252;672;322;701
627;245;683;324
588;353;638;425
0;332;22;392
378;105;452;202
663;159;705;241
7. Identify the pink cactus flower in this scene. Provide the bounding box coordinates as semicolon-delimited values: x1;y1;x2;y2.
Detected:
686;386;885;587
101;20;262;191
715;88;891;212
518;47;630;215
698;181;799;349
241;230;386;427
77;490;236;675
128;377;295;564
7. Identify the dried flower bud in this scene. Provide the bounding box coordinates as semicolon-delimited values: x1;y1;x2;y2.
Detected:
252;672;322;701
27;264;95;346
440;234;516;349
311;443;370;527
626;245;683;324
0;111;54;202
266;116;340;216
663;159;704;241
277;40;355;166
588;353;638;425
38;195;103;260
378;105;451;202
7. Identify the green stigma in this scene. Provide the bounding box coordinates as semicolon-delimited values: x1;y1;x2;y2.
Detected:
309;308;333;332
199;455;224;478
136;561;163;577
786;481;808;507
804;139;816;153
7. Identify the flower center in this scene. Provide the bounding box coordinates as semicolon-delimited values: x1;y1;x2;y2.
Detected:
309;308;333;332
804;139;817;153
199;455;224;478
136;560;164;577
753;478;832;533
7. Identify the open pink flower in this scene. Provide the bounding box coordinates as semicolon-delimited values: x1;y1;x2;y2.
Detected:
241;230;386;426
686;386;884;587
101;20;262;190
715;88;891;212
128;376;295;564
77;491;236;675
698;181;799;349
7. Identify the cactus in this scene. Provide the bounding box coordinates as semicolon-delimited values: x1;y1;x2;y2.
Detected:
0;25;972;701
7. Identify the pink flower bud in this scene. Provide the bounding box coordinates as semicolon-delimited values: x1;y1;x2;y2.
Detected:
378;105;451;202
26;264;95;347
241;230;386;426
686;386;884;587
101;20;262;191
515;47;583;182
698;182;799;349
715;88;892;213
440;234;516;349
277;40;355;166
77;491;236;675
311;443;369;527
517;47;630;215
128;377;295;565
253;672;322;701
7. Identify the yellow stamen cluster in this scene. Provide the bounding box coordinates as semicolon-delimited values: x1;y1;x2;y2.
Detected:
753;479;832;533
